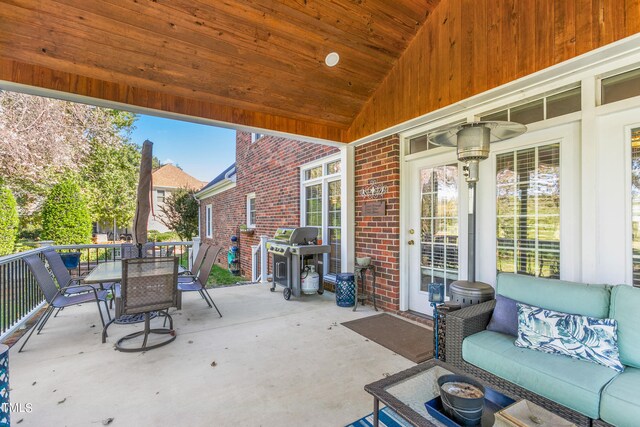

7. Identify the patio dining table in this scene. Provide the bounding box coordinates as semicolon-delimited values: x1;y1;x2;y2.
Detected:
83;260;186;284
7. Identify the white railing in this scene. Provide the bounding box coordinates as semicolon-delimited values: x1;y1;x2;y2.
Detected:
251;236;269;283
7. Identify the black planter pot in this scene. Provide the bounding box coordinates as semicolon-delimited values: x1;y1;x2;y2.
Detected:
437;374;485;426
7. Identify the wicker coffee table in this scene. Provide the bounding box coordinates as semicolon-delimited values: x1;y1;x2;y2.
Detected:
364;359;518;427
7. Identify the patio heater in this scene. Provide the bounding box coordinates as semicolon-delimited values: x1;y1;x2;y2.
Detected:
428;121;526;302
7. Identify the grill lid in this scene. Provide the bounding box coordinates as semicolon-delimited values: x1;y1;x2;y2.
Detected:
271;227;318;245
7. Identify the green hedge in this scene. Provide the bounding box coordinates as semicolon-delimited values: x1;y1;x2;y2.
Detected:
41;179;92;245
0;185;19;256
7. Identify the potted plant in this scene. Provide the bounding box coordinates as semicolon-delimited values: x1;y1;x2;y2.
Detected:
239;224;254;236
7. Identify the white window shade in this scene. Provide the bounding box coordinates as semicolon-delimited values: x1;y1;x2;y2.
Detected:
496;143;560;278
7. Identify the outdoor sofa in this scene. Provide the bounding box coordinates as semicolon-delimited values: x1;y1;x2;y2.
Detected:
447;273;640;427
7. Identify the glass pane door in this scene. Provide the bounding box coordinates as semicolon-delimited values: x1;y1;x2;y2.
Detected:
420;165;459;293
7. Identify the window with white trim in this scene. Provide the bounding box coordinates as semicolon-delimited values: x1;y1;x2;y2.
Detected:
496;143;560;278
251;133;263;143
205;204;212;238
301;157;342;276
246;193;256;228
157;190;165;204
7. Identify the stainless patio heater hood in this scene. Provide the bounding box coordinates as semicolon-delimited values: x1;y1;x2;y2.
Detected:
429;121;526;303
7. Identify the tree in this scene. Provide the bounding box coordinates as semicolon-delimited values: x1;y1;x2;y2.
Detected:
159;188;199;241
41;178;92;245
82;141;140;230
0;90;137;216
0;182;19;255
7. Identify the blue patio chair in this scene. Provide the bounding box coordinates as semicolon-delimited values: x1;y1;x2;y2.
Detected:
178;243;211;278
43;248;116;293
18;254;111;352
177;246;222;316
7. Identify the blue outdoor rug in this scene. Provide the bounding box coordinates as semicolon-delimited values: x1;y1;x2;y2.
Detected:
345;406;411;427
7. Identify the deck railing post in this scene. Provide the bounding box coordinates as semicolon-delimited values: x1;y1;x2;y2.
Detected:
190;237;201;270
259;235;269;284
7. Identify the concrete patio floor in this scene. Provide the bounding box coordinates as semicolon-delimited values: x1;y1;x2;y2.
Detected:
8;284;420;426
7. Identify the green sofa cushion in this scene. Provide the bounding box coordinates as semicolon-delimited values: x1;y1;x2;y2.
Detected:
600;367;640;426
463;330;618;418
496;273;611;318
609;285;640;369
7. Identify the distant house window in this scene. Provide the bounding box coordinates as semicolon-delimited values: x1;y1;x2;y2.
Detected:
247;193;256;228
157;190;165;204
251;133;263;143
205;204;212;238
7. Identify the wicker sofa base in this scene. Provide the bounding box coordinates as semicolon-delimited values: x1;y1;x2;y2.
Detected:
445;299;618;427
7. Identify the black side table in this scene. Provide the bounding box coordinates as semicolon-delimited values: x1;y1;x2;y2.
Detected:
354;264;377;311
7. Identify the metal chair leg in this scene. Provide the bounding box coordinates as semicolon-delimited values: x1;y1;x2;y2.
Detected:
103;300;112;321
203;289;222;317
37;306;55;334
19;306;53;352
102;317;116;343
95;298;106;328
115;312;176;352
54;307;64;317
198;289;213;308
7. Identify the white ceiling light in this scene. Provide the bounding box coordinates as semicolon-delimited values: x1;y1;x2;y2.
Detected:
325;52;340;67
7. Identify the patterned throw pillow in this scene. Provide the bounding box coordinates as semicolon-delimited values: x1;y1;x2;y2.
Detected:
515;303;624;372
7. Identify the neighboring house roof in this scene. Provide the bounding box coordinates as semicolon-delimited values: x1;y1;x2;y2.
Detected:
152;164;206;191
195;163;236;199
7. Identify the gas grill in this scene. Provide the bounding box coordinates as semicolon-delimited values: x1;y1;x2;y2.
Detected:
267;227;331;300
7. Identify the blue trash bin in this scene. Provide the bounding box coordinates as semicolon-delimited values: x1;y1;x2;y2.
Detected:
335;273;355;307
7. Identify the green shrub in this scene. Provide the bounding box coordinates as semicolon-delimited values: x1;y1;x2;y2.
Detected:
41;179;92;245
148;230;180;242
0;185;19;256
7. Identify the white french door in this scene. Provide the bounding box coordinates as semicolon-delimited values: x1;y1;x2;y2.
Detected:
407;154;462;314
594;106;640;285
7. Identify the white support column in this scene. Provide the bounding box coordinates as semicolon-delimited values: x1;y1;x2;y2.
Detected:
580;77;597;283
191;236;201;270
341;145;356;274
260;235;269;284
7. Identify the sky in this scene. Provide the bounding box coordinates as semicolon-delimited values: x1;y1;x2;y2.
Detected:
129;114;237;183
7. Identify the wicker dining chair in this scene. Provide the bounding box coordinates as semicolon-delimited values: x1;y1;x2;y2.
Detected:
103;257;179;352
177;246;222;316
19;254;110;352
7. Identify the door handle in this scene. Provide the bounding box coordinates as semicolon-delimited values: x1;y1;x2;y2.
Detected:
408;240;415;245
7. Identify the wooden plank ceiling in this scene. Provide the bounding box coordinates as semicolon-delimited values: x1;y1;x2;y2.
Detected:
0;0;639;143
0;0;439;142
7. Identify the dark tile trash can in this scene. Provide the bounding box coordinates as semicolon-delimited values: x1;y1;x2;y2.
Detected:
1;344;9;426
335;273;355;307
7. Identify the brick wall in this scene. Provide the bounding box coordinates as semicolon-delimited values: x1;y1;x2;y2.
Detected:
199;132;338;277
354;135;401;312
